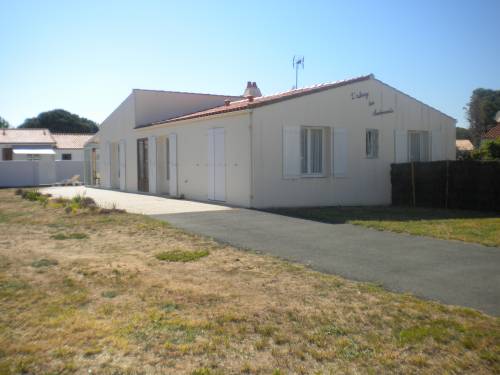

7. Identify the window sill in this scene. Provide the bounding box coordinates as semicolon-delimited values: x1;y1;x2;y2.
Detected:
300;174;326;178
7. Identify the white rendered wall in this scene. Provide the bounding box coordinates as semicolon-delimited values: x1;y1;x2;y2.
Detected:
250;78;455;208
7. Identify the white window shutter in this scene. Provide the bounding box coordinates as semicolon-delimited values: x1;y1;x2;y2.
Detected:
148;135;157;194
332;128;348;177
119;140;126;190
207;129;215;200
431;130;442;161
169;133;178;197
283;126;301;177
394;130;408;163
105;141;112;188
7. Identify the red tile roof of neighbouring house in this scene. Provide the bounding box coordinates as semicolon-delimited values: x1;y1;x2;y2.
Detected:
456;139;474;151
51;133;94;149
0;129;56;144
136;75;374;128
483;124;500;139
0;129;94;149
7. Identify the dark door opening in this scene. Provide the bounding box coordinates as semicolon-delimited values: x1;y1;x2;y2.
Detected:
137;138;149;192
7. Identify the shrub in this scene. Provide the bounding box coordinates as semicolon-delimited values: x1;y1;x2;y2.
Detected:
14;188;23;196
471;139;500;160
98;208;125;215
155;249;209;262
22;190;41;201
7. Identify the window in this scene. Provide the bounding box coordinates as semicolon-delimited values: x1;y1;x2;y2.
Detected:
62;153;72;160
408;131;429;162
300;127;324;175
2;148;13;160
366;129;379;158
27;154;41;161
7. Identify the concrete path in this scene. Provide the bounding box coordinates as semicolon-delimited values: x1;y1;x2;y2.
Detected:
41;186;231;215
42;187;500;315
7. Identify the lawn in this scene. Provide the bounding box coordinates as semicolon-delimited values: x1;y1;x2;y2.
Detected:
0;189;499;374
268;206;500;247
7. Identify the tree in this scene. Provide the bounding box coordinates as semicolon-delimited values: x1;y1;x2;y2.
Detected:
456;126;471;140
0;116;9;129
465;88;500;145
471;139;500;160
18;109;98;133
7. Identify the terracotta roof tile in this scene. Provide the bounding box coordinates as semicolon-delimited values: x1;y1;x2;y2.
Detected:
456;139;474;151
51;133;94;149
137;75;374;128
483;124;500;139
0;129;55;144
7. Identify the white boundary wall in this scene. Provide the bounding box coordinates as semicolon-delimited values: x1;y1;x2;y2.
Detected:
0;161;85;187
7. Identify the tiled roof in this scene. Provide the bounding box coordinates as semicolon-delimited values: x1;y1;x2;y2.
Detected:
51;133;94;149
456;139;474;151
84;133;100;146
138;75;374;128
0;129;55;144
483;124;500;139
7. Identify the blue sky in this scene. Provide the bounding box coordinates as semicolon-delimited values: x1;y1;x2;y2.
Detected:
1;0;499;128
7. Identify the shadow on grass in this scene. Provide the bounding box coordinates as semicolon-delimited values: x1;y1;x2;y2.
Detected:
264;206;499;224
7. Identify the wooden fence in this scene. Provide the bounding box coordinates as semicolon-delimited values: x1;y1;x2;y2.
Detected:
391;161;500;212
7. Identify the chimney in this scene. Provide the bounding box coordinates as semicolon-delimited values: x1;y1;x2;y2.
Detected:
243;81;262;98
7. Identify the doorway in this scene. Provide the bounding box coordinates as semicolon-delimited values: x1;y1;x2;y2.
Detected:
137;138;149;192
208;128;225;201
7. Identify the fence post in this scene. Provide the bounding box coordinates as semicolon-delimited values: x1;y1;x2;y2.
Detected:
411;162;416;207
445;160;449;209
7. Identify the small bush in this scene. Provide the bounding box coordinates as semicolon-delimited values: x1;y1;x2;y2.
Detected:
14;188;23;196
71;195;97;209
22;190;41;201
98;208;125;215
51;233;88;240
155;249;209;262
471;139;500;160
31;258;58;268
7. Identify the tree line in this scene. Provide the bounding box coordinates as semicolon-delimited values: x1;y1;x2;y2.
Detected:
0;109;99;133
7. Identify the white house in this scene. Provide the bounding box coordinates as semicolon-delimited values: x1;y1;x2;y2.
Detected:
0;129;93;187
96;74;456;207
0;129;91;161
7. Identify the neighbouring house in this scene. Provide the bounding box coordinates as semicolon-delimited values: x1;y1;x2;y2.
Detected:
456;139;474;159
481;110;500;143
482;125;500;142
83;133;100;186
0;129;93;187
95;74;456;207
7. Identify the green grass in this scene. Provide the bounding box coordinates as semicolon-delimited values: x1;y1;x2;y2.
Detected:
51;232;89;240
155;249;209;262
31;258;58;268
101;290;118;299
268;206;500;247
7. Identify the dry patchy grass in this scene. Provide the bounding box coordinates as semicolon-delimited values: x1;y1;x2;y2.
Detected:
0;189;498;374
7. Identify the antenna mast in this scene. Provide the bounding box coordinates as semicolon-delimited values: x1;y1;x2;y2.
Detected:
292;55;305;89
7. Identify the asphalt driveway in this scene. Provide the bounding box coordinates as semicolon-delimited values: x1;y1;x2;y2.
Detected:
43;187;500;315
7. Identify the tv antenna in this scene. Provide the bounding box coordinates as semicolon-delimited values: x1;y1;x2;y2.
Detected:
292;55;304;89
